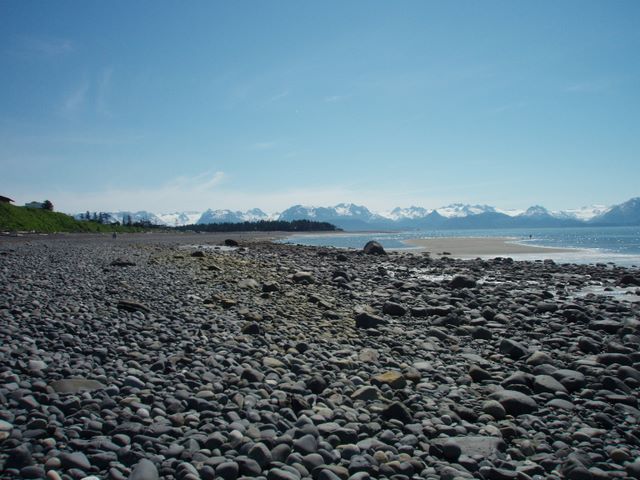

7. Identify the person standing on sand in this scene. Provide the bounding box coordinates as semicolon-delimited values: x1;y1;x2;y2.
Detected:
112;232;117;239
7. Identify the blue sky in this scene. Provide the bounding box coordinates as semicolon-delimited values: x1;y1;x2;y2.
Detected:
1;1;639;213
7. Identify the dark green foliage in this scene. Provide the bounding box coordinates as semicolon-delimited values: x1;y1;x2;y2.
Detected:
176;219;340;232
0;203;145;233
42;200;54;211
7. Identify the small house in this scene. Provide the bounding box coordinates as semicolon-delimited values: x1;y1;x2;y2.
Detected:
0;195;14;204
25;201;44;209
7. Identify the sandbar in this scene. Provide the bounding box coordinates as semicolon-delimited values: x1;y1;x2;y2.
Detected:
403;236;576;257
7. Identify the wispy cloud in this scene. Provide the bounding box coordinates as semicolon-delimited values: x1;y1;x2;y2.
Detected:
323;94;350;103
35;171;228;213
96;67;114;116
267;90;289;103
61;79;89;115
565;80;611;94
489;101;528;114
59;68;116;118
12;35;74;58
252;140;278;150
168;171;226;191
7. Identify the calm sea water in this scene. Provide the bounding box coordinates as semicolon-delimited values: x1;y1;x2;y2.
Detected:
280;226;640;267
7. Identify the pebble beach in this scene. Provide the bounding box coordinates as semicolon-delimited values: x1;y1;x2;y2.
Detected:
2;233;640;480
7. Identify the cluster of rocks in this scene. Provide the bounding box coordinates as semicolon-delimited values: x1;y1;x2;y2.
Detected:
1;235;640;480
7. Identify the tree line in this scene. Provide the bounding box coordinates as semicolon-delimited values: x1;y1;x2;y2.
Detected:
176;219;340;232
77;212;163;228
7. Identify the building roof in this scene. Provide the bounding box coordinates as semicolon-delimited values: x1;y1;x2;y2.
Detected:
0;195;14;203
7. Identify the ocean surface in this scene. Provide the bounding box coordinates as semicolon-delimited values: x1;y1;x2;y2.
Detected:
280;226;640;267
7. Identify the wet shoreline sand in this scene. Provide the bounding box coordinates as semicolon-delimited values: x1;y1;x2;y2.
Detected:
403;236;576;257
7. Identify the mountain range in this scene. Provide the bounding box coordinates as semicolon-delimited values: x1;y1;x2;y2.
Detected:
75;197;640;230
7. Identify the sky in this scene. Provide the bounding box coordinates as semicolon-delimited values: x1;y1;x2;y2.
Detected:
1;1;639;214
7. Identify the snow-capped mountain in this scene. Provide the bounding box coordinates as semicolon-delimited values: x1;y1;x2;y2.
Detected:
75;210;165;225
553;205;609;221
521;205;552;218
279;203;389;230
157;211;203;226
196;208;271;225
591;197;640;225
435;204;497;218
72;197;640;230
382;206;432;221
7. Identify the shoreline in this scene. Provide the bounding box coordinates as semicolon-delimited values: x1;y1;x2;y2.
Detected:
402;236;577;257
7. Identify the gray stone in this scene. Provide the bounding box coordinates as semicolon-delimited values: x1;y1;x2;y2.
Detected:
128;459;159;480
490;390;538;416
50;378;105;393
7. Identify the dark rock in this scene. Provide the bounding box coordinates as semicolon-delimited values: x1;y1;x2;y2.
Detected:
533;375;568;394
268;468;301;480
293;434;318;455
225;239;240;247
619;274;640;286
551;369;586;392
355;312;387;329
262;281;280;292
241;322;263;335
442;440;462;461
469;365;493;382
20;466;45;479
363;241;386;255
578;336;601;354
60;452;91;471
382;301;406;316
117;299;151;313
499;339;529;359
5;445;32;468
381;402;412;423
450;275;476;289
241;368;265;383
216;461;239;480
472;326;492;340
248;442;272;468
307;376;328;394
490;390;538;416
111;259;136;267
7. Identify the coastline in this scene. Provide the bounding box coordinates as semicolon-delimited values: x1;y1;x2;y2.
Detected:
402;236;577;258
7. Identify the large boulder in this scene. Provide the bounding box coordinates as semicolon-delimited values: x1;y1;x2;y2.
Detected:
363;241;386;255
355;312;387;329
450;275;477;289
490;390;538;416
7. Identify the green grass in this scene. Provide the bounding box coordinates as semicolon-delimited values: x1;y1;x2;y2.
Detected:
0;203;145;233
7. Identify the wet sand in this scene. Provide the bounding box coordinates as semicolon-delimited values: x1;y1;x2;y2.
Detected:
404;236;576;257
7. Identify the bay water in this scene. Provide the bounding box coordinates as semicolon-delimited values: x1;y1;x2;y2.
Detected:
280;226;640;267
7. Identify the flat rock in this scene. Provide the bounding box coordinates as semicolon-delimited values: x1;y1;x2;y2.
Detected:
431;436;505;458
117;299;151;313
50;378;105;393
371;371;406;389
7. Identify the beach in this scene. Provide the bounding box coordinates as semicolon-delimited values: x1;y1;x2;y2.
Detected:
1;234;640;479
403;236;575;257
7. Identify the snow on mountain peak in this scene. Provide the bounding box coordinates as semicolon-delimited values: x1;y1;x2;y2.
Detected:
523;205;550;217
436;204;496;218
383;206;432;220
